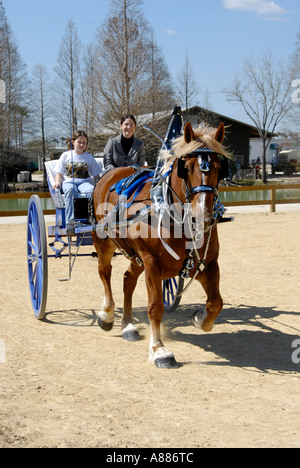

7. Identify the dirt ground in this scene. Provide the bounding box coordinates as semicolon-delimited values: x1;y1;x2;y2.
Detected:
0;210;299;448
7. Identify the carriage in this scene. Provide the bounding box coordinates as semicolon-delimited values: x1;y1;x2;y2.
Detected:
27;113;184;321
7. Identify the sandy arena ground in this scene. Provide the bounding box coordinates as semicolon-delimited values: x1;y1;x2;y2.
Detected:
0;209;299;448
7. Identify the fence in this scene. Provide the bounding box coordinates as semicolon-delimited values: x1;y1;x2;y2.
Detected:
0;192;54;217
0;183;300;217
218;183;300;213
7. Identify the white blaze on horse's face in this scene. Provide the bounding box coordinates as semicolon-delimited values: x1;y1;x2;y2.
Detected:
197;155;216;232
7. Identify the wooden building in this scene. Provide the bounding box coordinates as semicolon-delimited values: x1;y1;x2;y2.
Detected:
185;106;270;169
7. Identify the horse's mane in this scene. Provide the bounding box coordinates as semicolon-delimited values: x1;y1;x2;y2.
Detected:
160;123;230;170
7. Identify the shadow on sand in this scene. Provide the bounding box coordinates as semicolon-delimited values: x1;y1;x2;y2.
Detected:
162;303;300;373
43;303;300;373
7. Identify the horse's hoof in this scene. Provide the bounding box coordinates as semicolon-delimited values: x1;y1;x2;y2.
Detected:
122;324;140;342
192;310;206;329
155;356;180;369
192;310;213;332
97;317;114;331
97;310;114;331
152;347;180;369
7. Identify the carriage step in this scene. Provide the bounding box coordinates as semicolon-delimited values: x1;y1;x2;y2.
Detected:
48;224;95;237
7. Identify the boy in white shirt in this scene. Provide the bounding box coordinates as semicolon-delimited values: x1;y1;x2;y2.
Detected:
54;130;101;225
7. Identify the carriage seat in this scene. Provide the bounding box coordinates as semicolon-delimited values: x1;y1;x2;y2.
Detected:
45;158;104;208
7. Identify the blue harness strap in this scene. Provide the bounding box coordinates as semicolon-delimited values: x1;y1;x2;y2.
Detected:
114;171;155;208
108;164;173;213
116;172;153;196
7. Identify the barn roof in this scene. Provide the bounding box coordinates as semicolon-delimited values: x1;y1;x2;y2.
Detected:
187;106;274;138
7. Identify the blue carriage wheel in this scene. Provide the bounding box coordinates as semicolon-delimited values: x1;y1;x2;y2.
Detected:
163;276;184;313
27;195;48;320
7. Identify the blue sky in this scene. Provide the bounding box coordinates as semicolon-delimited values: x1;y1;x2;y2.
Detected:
2;0;300;126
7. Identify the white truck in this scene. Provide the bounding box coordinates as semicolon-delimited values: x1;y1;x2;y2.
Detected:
271;149;300;175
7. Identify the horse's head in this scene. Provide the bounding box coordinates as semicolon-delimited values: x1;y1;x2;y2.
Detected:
175;121;227;233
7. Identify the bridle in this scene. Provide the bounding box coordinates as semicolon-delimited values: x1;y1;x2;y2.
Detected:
177;148;220;213
175;147;225;281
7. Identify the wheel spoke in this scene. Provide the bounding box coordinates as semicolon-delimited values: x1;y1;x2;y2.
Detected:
163;276;184;313
32;261;37;283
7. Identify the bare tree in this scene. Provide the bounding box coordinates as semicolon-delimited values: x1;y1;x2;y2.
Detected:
225;51;294;183
202;88;213;111
29;64;52;186
0;1;28;149
94;0;150;126
288;26;300;132
291;26;300;83
54;20;81;135
79;44;99;136
177;55;200;116
93;0;174;129
147;32;175;121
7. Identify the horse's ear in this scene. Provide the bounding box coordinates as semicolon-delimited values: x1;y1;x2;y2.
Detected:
184;122;195;144
215;122;225;144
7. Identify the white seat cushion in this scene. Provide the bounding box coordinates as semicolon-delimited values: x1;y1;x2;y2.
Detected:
45;158;104;208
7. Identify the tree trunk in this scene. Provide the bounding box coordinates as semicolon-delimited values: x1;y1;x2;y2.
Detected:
262;143;267;184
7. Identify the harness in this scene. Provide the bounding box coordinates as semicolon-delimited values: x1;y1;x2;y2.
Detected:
96;151;225;276
110;168;155;207
166;148;225;284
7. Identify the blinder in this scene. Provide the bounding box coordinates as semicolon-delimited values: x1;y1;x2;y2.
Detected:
177;156;188;181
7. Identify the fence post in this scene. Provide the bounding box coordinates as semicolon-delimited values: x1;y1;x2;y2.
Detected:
270;188;276;213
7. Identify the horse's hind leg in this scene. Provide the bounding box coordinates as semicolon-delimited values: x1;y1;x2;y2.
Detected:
122;262;144;341
193;259;223;332
92;235;116;331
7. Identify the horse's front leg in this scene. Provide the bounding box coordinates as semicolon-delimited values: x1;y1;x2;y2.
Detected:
122;262;144;341
92;235;116;331
145;259;179;368
193;259;223;332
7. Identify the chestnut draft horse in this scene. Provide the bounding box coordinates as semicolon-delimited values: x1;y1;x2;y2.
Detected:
92;121;229;368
